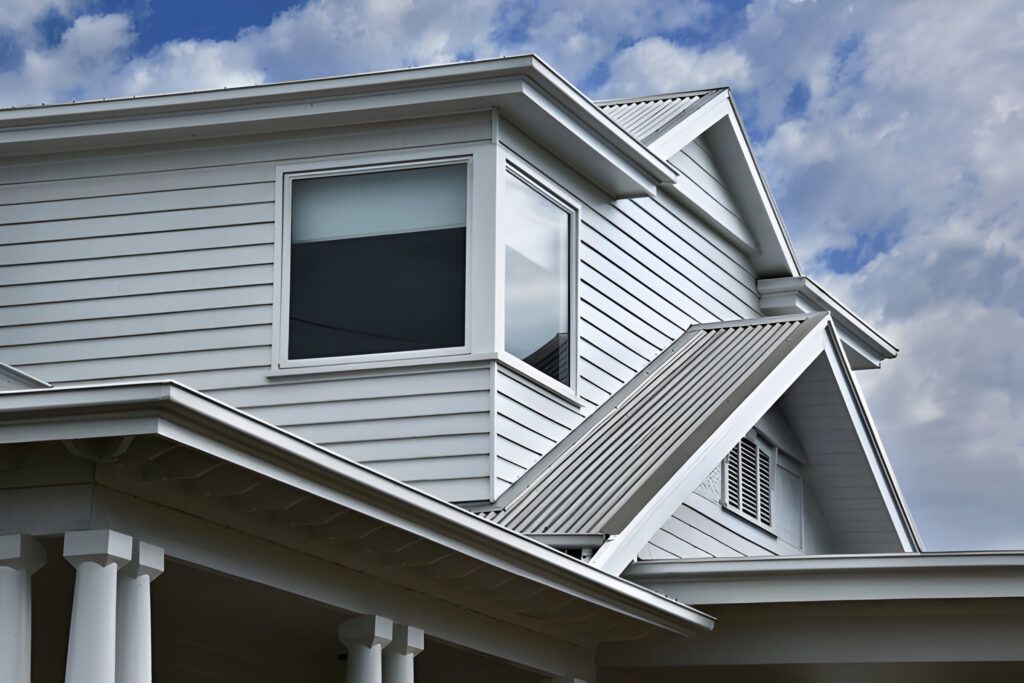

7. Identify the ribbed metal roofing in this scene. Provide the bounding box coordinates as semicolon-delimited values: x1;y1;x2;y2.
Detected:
487;314;825;536
597;90;716;143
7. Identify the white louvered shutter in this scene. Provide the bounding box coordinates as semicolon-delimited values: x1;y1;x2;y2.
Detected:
723;436;772;527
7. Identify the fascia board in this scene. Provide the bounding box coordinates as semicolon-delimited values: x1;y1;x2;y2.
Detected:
705;99;802;277
759;276;899;367
646;91;731;158
624;552;1024;604
0;380;714;636
590;314;831;576
819;325;922;551
0;54;676;197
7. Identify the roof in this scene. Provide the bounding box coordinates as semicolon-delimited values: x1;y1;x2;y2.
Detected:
625;552;1024;605
0;380;714;639
596;90;718;143
487;314;825;536
0;54;676;198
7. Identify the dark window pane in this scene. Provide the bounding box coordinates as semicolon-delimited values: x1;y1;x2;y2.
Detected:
289;227;466;359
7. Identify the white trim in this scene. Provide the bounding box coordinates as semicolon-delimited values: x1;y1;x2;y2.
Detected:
624;552;1024;604
590;316;829;576
501;159;582;395
272;147;489;374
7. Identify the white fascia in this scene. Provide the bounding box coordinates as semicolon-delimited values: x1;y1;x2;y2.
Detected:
624;552;1024;604
0;55;675;199
643;90;801;278
758;276;898;370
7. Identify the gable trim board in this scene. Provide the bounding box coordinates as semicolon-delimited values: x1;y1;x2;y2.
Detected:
0;362;51;390
599;89;801;278
0;380;714;638
485;313;919;576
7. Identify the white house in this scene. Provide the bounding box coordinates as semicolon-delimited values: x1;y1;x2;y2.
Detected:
0;54;1021;682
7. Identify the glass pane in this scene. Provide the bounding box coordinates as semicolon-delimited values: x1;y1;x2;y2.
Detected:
291;164;467;243
504;173;571;385
288;164;467;359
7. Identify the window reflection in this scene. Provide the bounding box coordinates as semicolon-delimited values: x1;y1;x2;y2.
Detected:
504;173;571;385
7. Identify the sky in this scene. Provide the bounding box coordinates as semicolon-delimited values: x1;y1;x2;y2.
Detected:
0;0;1021;550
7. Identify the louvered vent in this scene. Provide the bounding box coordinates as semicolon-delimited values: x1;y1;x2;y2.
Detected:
724;436;772;527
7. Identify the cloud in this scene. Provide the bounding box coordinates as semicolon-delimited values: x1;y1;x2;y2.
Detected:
598;36;751;97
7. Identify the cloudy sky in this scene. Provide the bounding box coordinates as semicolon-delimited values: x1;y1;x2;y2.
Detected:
1;0;1021;550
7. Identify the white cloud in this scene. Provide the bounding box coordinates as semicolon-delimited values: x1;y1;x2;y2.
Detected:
599;36;751;97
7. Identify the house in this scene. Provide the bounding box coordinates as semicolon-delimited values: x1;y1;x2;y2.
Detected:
0;54;1021;682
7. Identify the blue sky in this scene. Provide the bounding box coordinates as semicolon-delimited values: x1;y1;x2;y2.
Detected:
1;0;1022;550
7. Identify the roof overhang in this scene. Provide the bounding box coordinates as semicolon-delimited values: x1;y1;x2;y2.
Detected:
759;276;898;369
625;552;1024;605
0;380;713;641
602;89;801;277
0;55;676;198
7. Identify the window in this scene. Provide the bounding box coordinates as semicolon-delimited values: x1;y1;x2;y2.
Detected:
723;435;773;528
503;171;572;386
285;162;468;361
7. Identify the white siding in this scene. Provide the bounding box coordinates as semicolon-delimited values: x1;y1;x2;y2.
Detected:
0;113;495;502
493;121;761;494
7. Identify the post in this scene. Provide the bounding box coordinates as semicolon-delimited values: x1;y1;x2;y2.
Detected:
116;541;164;683
0;535;46;683
339;614;393;683
382;624;424;683
63;529;133;683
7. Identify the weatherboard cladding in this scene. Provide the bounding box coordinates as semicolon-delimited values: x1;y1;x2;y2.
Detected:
488;316;818;536
597;92;708;143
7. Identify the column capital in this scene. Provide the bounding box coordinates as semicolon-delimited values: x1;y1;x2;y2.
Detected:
0;534;45;574
339;614;393;649
121;541;164;581
386;624;424;657
63;529;133;569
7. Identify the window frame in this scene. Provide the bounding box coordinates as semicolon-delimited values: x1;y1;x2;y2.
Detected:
497;160;581;398
272;152;477;372
720;429;777;534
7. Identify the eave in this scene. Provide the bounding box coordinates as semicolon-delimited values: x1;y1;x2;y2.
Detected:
624;552;1024;605
758;276;898;369
0;380;713;640
0;55;676;198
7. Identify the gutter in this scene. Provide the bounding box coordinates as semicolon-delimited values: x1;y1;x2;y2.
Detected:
0;380;714;636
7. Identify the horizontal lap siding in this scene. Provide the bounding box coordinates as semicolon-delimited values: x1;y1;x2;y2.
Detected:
494;121;760;492
0;113;494;502
640;494;804;560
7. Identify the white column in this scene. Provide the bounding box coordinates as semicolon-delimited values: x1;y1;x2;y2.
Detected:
339;614;393;683
116;541;163;683
0;534;46;683
382;624;423;683
63;529;133;683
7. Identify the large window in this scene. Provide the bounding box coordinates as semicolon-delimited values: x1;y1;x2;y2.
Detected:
503;172;572;386
286;162;467;360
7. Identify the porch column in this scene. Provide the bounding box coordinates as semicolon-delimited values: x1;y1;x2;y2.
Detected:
339;614;393;683
0;534;46;683
116;541;164;683
382;624;424;683
64;529;133;683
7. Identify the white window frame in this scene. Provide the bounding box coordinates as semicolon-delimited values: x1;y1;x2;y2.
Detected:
720;429;777;534
271;146;493;374
496;158;581;399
